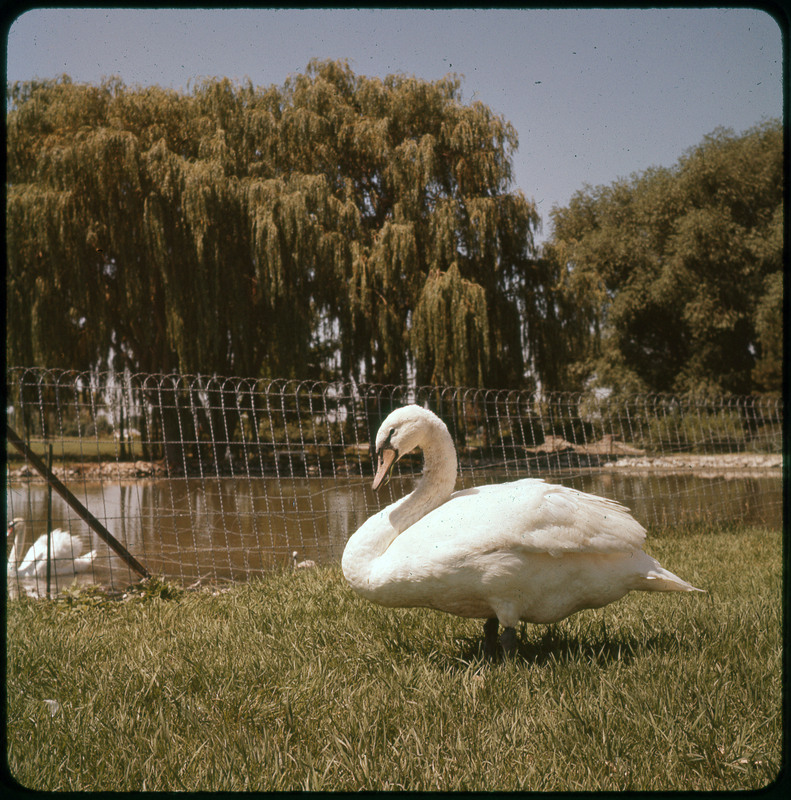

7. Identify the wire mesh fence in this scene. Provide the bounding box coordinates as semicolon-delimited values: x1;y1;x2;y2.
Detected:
6;367;783;596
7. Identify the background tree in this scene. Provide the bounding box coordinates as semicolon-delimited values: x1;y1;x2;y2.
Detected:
7;61;554;389
546;120;783;395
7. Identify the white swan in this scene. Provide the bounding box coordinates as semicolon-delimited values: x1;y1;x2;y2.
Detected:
342;405;703;656
7;519;97;579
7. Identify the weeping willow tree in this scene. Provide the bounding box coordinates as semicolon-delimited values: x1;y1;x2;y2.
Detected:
411;264;490;386
8;61;564;389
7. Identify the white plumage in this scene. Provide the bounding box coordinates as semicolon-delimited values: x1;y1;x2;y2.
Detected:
291;550;317;570
342;405;703;655
7;519;97;579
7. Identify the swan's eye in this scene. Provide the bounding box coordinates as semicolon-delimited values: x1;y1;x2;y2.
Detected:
380;426;397;452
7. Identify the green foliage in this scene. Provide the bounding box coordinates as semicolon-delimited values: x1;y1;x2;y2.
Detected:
7;62;547;387
5;527;782;791
750;270;783;393
124;575;185;601
57;582;115;609
547;120;783;394
411;264;490;386
637;409;746;452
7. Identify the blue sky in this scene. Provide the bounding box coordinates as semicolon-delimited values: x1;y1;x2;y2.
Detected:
5;7;784;242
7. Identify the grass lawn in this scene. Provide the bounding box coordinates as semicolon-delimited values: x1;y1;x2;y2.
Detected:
7;435;135;463
5;524;782;791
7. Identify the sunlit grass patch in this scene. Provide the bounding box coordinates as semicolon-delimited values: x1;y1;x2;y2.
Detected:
6;526;781;791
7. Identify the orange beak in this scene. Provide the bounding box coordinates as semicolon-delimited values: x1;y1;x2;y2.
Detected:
372;448;397;491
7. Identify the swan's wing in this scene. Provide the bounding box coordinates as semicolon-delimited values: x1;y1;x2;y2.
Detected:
17;530;84;570
50;530;85;558
516;483;646;554
433;479;646;556
16;538;45;572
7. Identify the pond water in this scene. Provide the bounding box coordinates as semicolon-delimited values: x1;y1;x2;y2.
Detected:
6;469;782;597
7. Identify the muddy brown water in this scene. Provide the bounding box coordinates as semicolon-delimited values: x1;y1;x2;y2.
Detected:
6;470;782;596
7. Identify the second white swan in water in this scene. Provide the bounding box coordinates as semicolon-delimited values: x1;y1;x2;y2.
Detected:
7;519;98;579
342;405;703;655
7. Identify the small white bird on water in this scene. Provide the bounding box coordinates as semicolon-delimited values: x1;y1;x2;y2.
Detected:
342;405;703;656
292;551;317;570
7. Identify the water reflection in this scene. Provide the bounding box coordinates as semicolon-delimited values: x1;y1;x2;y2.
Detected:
6;470;782;596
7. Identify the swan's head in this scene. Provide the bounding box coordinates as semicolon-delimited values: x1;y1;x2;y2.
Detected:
372;405;445;490
7;518;23;538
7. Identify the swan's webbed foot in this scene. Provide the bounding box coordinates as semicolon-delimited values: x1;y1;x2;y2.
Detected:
483;617;499;657
483;618;518;658
500;626;518;658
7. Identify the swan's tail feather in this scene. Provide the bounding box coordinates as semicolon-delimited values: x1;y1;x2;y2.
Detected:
638;566;704;593
74;550;98;568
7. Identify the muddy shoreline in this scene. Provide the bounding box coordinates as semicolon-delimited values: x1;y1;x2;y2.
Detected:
7;452;781;482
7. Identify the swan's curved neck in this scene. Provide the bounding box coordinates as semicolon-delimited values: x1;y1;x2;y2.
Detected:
7;523;25;577
390;426;458;533
342;419;457;588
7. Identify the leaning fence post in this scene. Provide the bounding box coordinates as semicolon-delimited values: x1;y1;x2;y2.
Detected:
6;424;150;579
46;443;53;599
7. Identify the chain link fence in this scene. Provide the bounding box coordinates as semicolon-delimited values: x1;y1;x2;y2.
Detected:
6;368;783;596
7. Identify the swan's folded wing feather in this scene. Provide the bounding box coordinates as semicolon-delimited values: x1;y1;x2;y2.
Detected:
521;486;646;554
16;530;86;572
440;480;646;556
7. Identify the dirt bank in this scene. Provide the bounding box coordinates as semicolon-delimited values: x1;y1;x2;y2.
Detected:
604;453;782;477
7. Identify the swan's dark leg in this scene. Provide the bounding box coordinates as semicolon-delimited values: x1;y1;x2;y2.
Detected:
483;617;499;657
500;626;518;657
